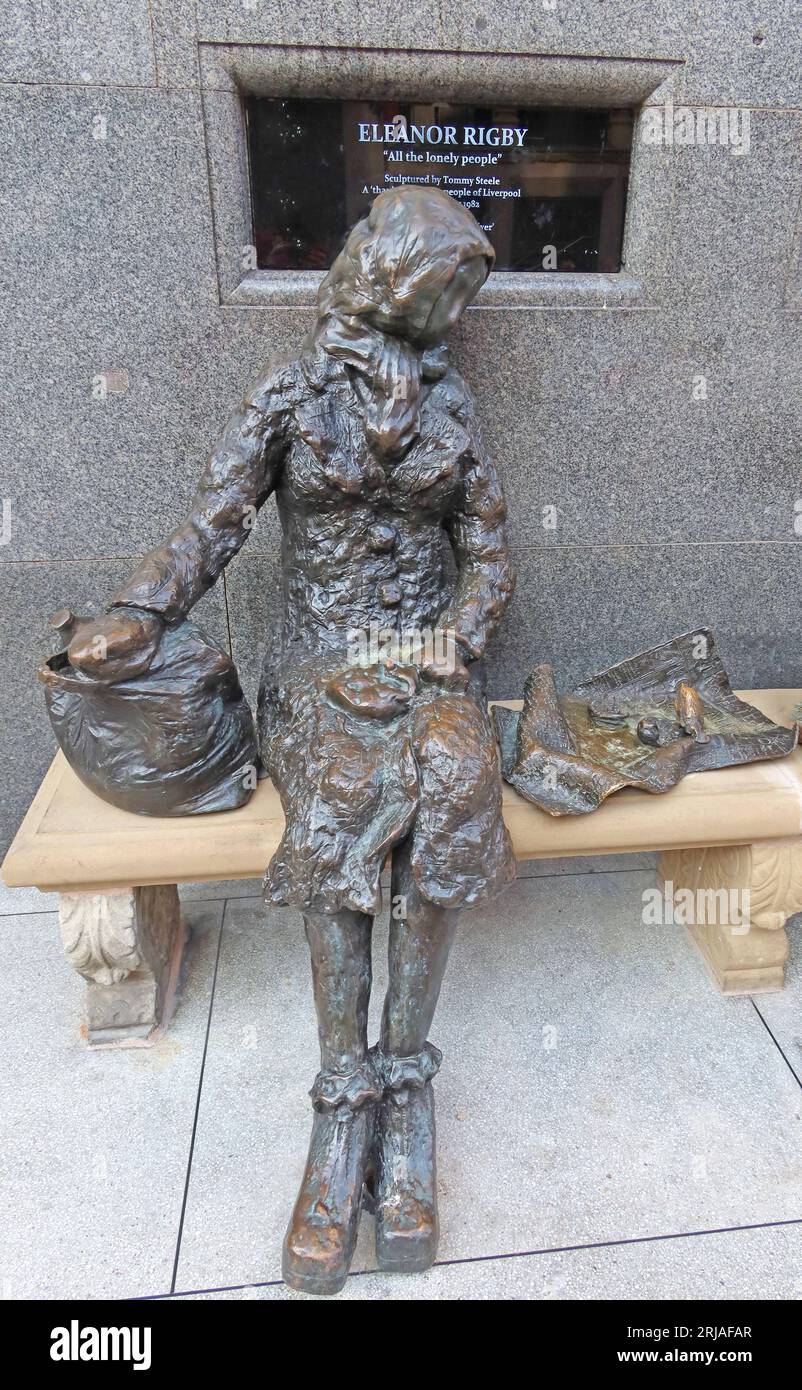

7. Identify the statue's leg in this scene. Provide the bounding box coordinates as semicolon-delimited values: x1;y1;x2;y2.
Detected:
371;837;459;1273
282;907;381;1296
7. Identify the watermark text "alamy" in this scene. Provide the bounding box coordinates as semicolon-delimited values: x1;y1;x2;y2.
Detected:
642;880;750;931
641;100;750;156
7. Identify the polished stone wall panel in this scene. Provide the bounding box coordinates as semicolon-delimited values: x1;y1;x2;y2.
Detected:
0;0;155;85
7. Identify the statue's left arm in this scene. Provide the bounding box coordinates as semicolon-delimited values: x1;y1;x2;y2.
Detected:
439;409;516;661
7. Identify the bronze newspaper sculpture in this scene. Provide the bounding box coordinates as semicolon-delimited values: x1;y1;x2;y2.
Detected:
494;630;797;817
54;187;517;1293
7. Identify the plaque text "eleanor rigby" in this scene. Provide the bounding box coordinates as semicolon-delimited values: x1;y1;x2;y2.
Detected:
357;123;528;147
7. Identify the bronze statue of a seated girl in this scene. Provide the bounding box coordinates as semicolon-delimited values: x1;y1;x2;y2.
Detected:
63;187;516;1294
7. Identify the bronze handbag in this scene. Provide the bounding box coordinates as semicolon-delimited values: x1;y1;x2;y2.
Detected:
39;617;259;816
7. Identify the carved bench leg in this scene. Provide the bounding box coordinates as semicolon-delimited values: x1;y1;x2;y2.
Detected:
658;843;802;995
58;885;188;1047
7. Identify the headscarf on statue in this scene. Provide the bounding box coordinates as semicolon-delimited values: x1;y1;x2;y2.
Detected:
309;187;494;456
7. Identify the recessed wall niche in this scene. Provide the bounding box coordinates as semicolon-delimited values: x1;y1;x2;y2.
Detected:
245;98;633;274
197;41;682;305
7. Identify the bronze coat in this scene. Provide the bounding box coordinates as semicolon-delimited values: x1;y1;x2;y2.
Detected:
110;189;517;913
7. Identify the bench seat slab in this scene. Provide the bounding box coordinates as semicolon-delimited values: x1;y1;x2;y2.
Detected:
2;691;799;1034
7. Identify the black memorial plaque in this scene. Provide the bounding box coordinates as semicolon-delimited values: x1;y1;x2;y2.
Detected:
246;98;633;273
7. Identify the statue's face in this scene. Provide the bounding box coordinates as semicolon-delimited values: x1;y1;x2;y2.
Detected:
366;253;488;347
415;255;488;346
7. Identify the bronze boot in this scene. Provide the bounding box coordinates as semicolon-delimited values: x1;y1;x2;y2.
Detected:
371;1043;442;1274
283;1063;380;1295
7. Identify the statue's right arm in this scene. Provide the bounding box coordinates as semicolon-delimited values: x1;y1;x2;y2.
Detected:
67;370;292;678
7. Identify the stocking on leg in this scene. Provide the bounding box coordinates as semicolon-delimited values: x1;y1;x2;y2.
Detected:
371;838;459;1273
282;907;381;1295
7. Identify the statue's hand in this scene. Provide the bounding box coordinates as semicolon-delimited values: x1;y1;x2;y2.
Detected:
328;663;418;720
419;634;470;692
61;607;165;683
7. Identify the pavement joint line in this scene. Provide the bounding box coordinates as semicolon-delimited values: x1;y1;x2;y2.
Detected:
749;997;802;1091
169;903;226;1295
140;1214;802;1301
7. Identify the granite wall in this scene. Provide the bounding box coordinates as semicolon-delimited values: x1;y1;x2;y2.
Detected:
2;3;801;854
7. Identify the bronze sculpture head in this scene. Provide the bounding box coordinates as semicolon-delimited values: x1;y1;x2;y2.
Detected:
312;186;494;455
318;186;494;338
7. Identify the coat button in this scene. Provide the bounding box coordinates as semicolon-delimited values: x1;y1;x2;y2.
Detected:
378;581;402;607
367;522;397;553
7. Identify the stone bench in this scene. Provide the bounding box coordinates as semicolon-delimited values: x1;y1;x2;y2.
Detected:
3;690;801;1047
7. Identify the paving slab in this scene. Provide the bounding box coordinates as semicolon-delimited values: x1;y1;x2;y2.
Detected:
0;882;58;915
0;900;222;1299
174;873;802;1291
